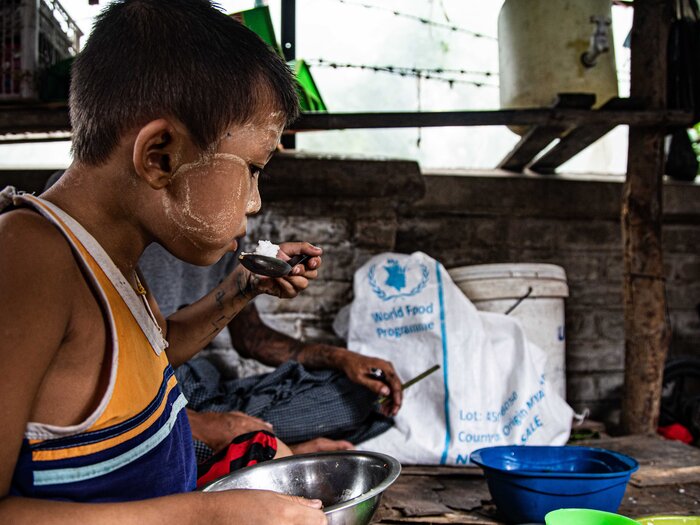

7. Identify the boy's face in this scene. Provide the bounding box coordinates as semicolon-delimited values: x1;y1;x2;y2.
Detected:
161;111;285;264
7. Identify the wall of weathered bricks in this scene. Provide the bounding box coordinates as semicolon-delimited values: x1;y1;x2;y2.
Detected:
3;154;699;428
247;153;425;344
394;170;700;427
252;153;700;428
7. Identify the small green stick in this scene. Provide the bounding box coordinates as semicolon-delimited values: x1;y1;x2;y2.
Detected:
378;364;441;405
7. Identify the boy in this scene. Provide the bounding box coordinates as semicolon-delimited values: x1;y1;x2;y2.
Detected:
0;1;326;522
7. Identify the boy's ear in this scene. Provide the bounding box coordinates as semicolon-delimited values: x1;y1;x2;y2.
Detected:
132;119;188;189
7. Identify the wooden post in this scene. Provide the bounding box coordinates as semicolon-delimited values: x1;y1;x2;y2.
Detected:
20;0;40;99
281;0;296;150
620;0;673;434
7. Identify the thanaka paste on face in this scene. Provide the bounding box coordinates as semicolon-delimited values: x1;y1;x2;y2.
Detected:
164;152;252;249
222;120;284;153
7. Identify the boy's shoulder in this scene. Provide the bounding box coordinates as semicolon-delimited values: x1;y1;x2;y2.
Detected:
0;206;80;291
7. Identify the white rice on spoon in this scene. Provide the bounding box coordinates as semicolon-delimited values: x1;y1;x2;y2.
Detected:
253;240;280;258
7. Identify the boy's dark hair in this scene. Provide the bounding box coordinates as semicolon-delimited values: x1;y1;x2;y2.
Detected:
70;0;299;165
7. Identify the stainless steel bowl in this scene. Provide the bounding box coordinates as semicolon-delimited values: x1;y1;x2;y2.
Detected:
201;451;401;525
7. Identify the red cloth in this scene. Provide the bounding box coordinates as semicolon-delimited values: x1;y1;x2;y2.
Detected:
196;430;278;488
657;423;694;444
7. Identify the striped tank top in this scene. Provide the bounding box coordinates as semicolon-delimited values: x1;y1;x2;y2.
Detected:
6;191;197;501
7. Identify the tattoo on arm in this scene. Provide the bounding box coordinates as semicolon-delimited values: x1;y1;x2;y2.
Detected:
230;306;306;366
197;276;255;344
215;290;225;310
201;315;235;342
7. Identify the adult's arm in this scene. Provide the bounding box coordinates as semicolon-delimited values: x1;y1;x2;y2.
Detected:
229;304;403;414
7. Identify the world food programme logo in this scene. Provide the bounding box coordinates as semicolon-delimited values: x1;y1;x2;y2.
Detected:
368;259;429;301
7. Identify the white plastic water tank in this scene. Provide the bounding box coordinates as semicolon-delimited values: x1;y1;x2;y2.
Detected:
448;263;569;399
498;0;619;134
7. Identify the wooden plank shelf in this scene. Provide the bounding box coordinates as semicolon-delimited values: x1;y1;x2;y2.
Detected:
0;103;692;134
0;104;72;134
0;100;694;174
292;107;691;131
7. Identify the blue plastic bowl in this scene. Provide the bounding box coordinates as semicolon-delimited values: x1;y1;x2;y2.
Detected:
470;445;639;524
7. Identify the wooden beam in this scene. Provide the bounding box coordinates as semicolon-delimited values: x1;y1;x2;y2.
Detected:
530;98;639;174
620;0;673;435
497;94;596;172
292;108;691;130
0;104;692;136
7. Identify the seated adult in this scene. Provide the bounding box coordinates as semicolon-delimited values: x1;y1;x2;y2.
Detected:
139;242;403;462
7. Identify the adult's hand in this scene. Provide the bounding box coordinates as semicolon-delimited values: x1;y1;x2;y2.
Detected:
251;241;322;299
335;349;403;416
187;409;273;453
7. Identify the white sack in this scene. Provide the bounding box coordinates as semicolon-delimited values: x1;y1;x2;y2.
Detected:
349;252;573;465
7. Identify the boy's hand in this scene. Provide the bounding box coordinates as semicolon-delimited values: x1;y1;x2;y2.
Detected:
251;241;322;299
207;489;327;524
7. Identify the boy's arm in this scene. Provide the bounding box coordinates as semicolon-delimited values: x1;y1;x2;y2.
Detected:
159;264;260;367
0;212;74;502
162;242;321;367
0;487;327;524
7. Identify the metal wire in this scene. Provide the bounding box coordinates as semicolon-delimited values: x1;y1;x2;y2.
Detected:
305;59;500;88
334;0;498;40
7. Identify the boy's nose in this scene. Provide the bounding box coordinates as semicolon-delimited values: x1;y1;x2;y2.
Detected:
245;180;261;215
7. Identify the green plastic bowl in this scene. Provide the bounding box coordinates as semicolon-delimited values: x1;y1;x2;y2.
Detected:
546;508;640;525
636;517;700;525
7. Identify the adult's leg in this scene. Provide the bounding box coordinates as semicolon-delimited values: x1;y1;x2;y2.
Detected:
223;362;394;445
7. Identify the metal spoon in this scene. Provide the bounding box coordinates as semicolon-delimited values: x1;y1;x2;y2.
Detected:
238;252;310;278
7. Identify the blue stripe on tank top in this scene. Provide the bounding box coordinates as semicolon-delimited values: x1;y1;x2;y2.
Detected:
33;393;188;486
31;366;175;451
31;386;186;470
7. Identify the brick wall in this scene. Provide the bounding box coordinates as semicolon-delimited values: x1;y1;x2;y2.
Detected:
2;155;699;427
395;171;700;426
246;152;425;345
252;156;700;428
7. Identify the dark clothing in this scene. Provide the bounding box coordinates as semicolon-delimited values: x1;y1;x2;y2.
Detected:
177;359;393;460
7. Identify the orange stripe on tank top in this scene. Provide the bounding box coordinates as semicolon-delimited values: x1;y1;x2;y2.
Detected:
30;374;179;461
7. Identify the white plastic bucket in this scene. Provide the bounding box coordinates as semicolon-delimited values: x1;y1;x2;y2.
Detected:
447;263;569;399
